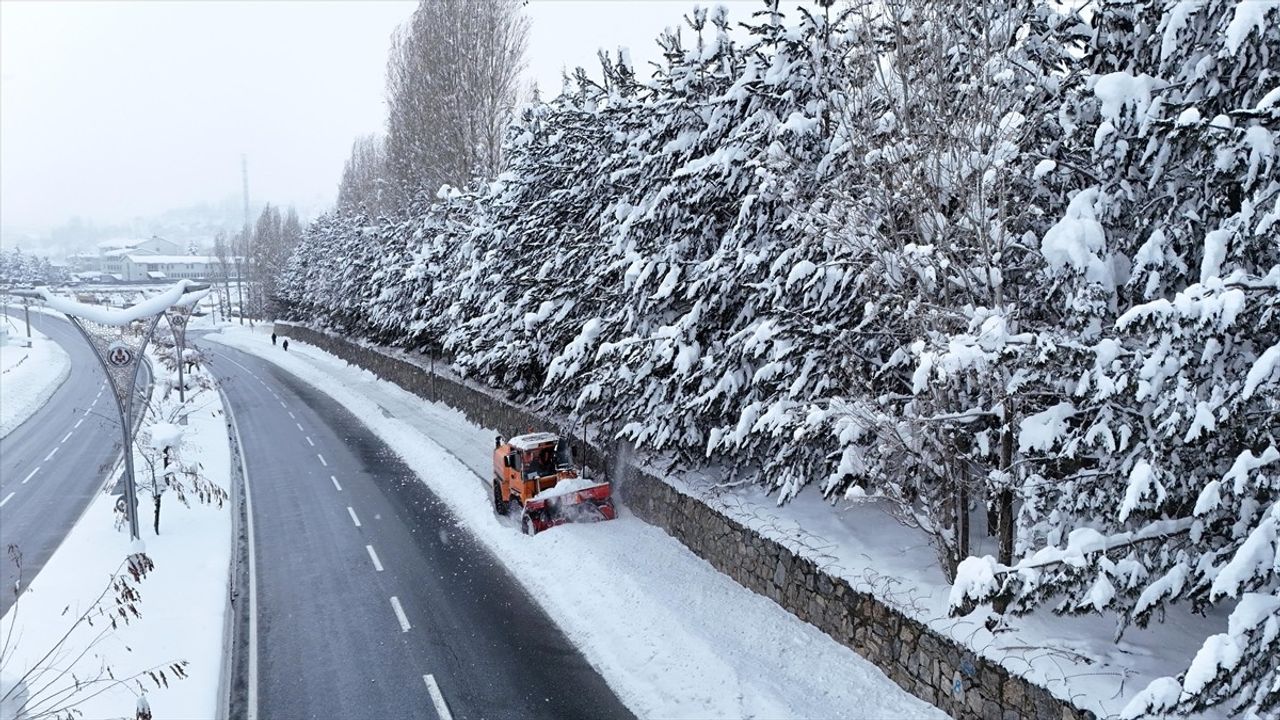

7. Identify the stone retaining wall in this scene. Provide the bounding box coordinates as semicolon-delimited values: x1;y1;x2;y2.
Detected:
275;321;1093;720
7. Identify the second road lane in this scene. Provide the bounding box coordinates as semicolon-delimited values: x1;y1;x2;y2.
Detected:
204;339;632;720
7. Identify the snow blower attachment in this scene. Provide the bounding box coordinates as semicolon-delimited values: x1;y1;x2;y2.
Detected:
491;432;616;535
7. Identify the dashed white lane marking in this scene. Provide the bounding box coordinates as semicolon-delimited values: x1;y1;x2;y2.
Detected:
43;447;59;462
61;431;73;444
73;418;84;429
390;596;410;632
331;475;342;491
317;453;327;467
296;423;304;432
279;401;287;409
0;492;14;508
288;411;296;419
347;506;361;527
422;675;454;720
366;545;384;572
21;468;39;484
305;436;315;447
82;407;92;418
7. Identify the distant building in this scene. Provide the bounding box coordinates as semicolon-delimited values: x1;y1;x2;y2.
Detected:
122;254;233;281
67;236;237;282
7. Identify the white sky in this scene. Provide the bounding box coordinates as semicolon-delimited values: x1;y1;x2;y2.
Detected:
0;0;806;236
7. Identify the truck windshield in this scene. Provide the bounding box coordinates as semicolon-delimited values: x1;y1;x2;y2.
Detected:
555;440;573;468
524;446;556;476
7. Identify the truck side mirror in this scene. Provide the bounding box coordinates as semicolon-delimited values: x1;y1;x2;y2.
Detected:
495;435;503;449
503;455;512;468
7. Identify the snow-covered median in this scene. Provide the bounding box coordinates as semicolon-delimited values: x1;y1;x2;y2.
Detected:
0;327;70;438
206;325;944;720
0;350;232;719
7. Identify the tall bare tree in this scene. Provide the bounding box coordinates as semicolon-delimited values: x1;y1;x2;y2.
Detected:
211;231;233;320
383;0;529;206
337;135;388;215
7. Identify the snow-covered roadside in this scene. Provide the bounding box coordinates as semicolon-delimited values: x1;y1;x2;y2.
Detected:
0;353;233;719
0;326;70;438
362;338;1230;718
206;325;945;720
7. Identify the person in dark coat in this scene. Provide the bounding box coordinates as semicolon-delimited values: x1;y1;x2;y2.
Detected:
282;339;289;351
271;332;277;346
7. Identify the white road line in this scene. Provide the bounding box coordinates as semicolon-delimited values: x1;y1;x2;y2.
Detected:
331;475;342;491
422;675;454;720
21;468;39;484
317;453;327;467
61;431;73;443
305;436;315;447
295;423;304;432
279;401;287;409
43;447;59;462
390;596;410;632
288;411;295;419
366;545;384;572
82;407;92;418
221;386;260;720
347;506;361;527
0;492;13;508
73;418;84;429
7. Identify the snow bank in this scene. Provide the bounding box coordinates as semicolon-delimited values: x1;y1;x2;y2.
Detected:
207;326;944;720
0;326;71;437
531;476;600;501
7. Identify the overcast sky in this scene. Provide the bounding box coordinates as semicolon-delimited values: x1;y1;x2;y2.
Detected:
0;0;803;238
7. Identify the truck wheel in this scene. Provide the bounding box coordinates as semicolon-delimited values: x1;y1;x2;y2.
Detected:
493;481;508;516
521;513;538;536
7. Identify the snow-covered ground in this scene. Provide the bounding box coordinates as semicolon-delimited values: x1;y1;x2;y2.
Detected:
0;355;232;719
206;324;945;720
686;484;1231;719
0;325;70;438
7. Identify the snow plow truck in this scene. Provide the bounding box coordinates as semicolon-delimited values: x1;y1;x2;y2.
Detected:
492;432;616;535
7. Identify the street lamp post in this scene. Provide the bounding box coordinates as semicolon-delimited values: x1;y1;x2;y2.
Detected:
11;283;209;541
165;305;192;405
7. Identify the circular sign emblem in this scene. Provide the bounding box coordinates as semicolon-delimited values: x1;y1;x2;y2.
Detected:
107;342;135;368
170;313;188;328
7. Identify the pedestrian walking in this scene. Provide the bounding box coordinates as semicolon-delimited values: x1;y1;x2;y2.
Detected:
271;332;277;346
282;339;289;352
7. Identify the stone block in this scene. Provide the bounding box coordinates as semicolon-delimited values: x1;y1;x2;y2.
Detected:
1001;678;1024;707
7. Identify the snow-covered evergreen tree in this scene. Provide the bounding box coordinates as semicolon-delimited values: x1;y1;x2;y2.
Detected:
951;1;1279;715
281;1;1277;714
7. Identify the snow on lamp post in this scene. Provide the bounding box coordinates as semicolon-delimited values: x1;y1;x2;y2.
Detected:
11;282;210;541
163;289;207;405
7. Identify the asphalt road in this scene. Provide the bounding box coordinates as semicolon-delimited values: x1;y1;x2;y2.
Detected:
0;310;151;616
203;340;632;720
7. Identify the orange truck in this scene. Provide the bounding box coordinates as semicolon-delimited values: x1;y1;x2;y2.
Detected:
491;431;616;535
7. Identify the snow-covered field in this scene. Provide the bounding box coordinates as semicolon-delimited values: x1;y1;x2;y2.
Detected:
0;325;70;438
206;325;945;720
0;355;232;719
